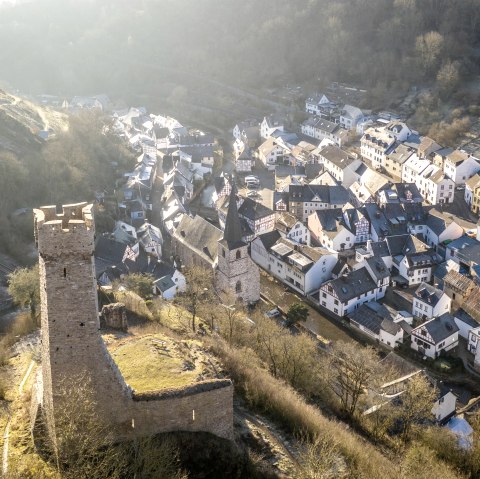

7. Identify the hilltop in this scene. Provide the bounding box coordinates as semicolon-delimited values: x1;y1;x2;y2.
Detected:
0;89;67;155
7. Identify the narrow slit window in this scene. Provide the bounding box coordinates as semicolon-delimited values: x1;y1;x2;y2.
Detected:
63;268;67;278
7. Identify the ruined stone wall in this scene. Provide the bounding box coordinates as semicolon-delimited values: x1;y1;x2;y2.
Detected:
33;202;233;443
100;303;128;331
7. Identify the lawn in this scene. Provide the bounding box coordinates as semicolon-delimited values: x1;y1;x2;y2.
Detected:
108;334;207;393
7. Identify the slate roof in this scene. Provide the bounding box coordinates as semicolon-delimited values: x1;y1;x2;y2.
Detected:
95;235;128;265
320;144;357;169
454;309;479;329
255;230;282;250
394;183;423;202
173;214;223;266
312;208;343;231
154;275;176;293
415;313;459;343
332;257;347;276
238;197;275;221
289;184;349;205
370;241;390;257
365;256;390;281
456;243;480;266
325;267;377;302
275;212;299;232
222;184;246;249
414;282;444;307
348;302;401;336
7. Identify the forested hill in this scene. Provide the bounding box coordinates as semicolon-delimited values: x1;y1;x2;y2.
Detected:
0;0;479;101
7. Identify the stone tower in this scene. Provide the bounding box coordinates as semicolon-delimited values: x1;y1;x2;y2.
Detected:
33;202;233;443
33;203;130;438
216;185;260;304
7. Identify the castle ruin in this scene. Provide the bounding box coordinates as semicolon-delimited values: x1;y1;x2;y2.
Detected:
31;202;233;445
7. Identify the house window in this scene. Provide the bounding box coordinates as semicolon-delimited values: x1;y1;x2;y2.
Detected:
334;299;339;305
334;308;338;314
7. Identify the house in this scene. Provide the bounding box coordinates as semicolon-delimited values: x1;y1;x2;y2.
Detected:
443;150;480;186
350;166;390;206
431;382;457;423
112;221;137;244
443;270;475;307
275;212;310;245
151;262;186;299
318;144;362;187
361;126;397;170
411;313;459;358
444;235;479;261
317;266;386;317
238;198;275;238
288;184;350;221
348;302;404;347
465;173;480;213
301;117;349;147
453;309;479;340
212;173;232;206
308;209;354;251
342;208;371;243
384;143;415;179
412;282;452;319
137;222;163;258
309;170;339;186
339;104;364;130
233;119;258;141
260;115;284;140
386;235;440;286
377;183;423;205
305;93;332;115
468;326;480;369
251;234;338;295
418;164;455;205
257;137;290;170
235;146;254;172
424;210;464;249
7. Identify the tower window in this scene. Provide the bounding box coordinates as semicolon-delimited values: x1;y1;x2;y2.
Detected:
63;268;67;278
236;250;241;259
235;281;242;293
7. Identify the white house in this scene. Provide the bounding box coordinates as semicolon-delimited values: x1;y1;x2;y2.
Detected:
257;137;290;170
412;283;451;320
308;209;354;252
319;144;362;187
411;313;459;359
468;326;480;369
317;266;386;317
260;115;284;140
275;212;310;245
152;263;186;300
137;222;163;258
432;382;457;423
418;164;455;205
251;233;338;295
305;93;331;115
444;150;480;186
424;211;464;249
301;117;349;147
340;105;364;130
348;302;404;348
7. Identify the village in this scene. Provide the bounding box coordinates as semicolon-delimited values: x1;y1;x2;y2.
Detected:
31;84;480;449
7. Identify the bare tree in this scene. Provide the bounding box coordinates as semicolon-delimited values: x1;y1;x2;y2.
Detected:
297;435;347;479
397;374;436;443
176;266;214;332
321;341;380;417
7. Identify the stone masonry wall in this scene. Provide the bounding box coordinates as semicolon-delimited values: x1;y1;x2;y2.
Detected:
100;303;128;331
216;243;260;304
33;203;233;444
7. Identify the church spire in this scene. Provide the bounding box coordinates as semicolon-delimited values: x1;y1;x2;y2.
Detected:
222;178;245;248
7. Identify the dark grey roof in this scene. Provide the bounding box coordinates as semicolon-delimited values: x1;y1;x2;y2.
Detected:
370;241;390;257
275;165;306;178
326;267;377;302
289;184;349;205
426;214;446;236
454;309;479;328
417;313;459;343
222;184;246;249
154;275;176;292
147;260;176;280
95;235;128;265
348;302;401;336
320;144;357;169
332;257;347;276
238;197;274;221
394;183;423;203
173;214;223;265
456;243;480;266
414;282;444;308
365;256;390;281
255;230;282;250
313;208;343;231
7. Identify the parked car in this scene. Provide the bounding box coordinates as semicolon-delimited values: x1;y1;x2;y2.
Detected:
265;308;281;318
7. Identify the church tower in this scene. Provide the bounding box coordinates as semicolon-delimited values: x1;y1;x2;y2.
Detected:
216;183;260;303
